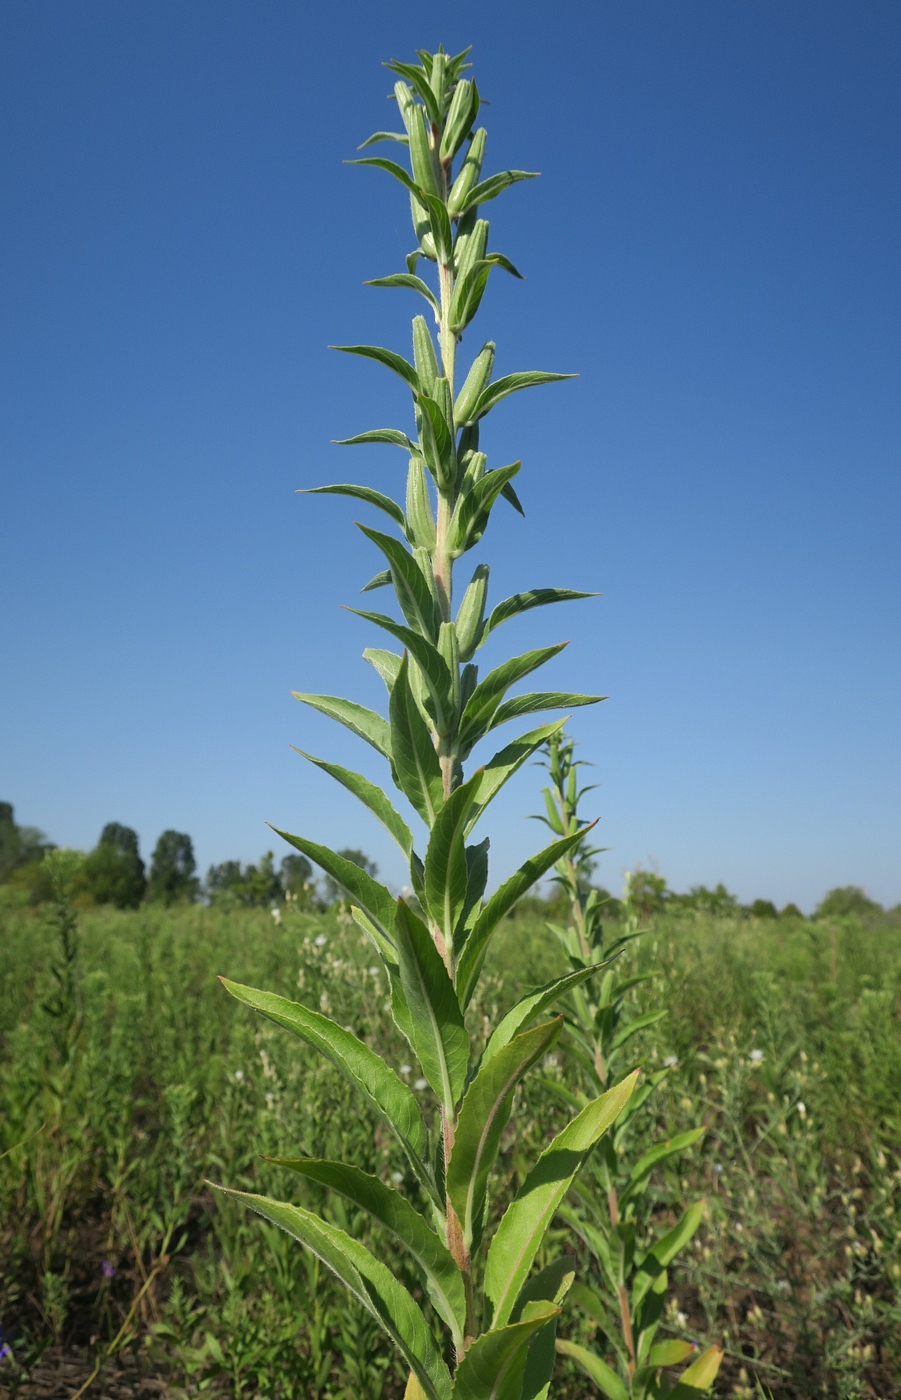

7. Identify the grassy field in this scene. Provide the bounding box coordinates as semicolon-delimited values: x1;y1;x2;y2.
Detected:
1;895;900;1399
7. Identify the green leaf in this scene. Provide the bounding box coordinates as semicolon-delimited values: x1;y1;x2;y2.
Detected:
456;828;591;1009
350;609;453;733
364;647;402;693
516;1262;577;1400
486;691;604;733
423;771;483;950
554;1340;628;1400
447;1019;562;1250
448;462;521;557
450;1303;559;1400
357;524;440;641
481;590;598;645
500;481;525;515
347;156;421;198
332;343;420;391
357;131;409;148
271;828;397;942
631;1201;706;1310
218;980;430;1179
270;1158;466;1347
421;194;453;262
482;964;607;1063
646;1340;696;1368
212;1188;450;1400
386;65;440;125
291;749;412;858
469;372;576;423
457;645;567;754
609;1009;668;1053
365;273;440;316
394;900;469;1114
457;838;490;952
484;1072;639;1327
301;484;407;532
454;169;540;215
417;390;456;489
362;569;393;593
389;655;444;825
621;1128;706;1204
293;693;392;762
668;1345;724;1395
334;428;416;450
466;720;568;833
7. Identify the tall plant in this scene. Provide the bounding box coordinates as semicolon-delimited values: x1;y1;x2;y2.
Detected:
216;46;637;1399
534;733;722;1398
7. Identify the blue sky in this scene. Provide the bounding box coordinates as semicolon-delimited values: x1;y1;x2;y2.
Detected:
2;1;899;911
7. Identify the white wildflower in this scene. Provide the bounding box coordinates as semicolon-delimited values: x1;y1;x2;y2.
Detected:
315;934;328;947
391;1171;403;1185
233;1069;244;1083
664;1055;678;1068
677;1311;688;1327
399;1064;412;1077
749;1048;764;1064
414;1078;428;1091
271;907;281;924
797;1101;807;1117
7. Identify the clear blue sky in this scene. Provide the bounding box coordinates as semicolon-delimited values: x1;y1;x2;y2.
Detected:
2;1;899;912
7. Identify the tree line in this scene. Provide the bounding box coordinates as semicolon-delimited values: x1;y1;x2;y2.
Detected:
0;802;378;911
0;801;893;921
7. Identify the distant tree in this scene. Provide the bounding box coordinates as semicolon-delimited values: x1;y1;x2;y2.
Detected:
674;883;740;917
206;852;283;906
0;801;54;881
83;823;146;908
781;903;806;920
628;867;669;920
749;898;779;919
148;830;199;905
323;848;377;904
815;886;883;920
281;853;315;905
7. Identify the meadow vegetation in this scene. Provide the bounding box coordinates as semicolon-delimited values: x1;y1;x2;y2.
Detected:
1;890;899;1399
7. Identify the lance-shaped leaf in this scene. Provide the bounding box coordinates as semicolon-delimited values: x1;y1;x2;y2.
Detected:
271;828;397;943
447;1019;562;1250
618;1128;706;1210
465;720;568;834
485;691;603;734
335;428;416;450
631;1200;706;1310
365;273;440;317
365;647;402;693
456;828;592;1009
293;693;392;762
484;1071;639;1328
420;193;453;262
291;749;412;858
350;609;453;732
394;899;469;1115
608;1008;668;1053
301;484;407;532
417;390;456;488
363;570;392;592
389;655;443;825
346;155;421;198
218;980;430;1179
423;771;482;951
457;838;490;952
448;462;521;557
331;343;420;391
453;169;540;215
357;130;409;148
212;1188;451;1400
482;964;608;1063
358;524;440;640
450;1303;559;1400
515;1260;577;1400
386;64;440;125
457;644;567;754
554;1341;628;1400
468;372;576;423
668;1346;724;1396
270;1158;466;1347
480;589;598;645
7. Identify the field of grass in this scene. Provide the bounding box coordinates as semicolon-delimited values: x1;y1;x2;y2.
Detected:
1;895;900;1399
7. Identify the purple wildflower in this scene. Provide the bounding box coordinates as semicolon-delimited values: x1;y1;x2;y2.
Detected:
101;1260;116;1280
0;1325;11;1362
